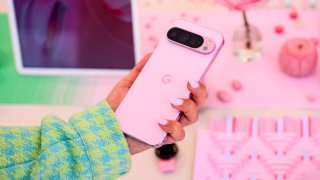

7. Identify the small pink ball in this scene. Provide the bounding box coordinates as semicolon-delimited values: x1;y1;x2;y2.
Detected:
279;38;318;77
217;90;232;103
289;11;298;20
231;80;242;91
275;25;284;34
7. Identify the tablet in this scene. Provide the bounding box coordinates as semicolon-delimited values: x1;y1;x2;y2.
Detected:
7;0;141;75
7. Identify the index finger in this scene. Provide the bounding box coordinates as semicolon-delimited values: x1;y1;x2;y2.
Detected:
125;52;152;83
187;81;208;107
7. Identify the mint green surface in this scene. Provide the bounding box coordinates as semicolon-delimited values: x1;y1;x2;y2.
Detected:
0;14;78;105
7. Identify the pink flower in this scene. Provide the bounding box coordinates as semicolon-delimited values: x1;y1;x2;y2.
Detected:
216;0;269;11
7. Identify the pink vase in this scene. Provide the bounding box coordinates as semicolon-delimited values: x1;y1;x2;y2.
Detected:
279;38;318;77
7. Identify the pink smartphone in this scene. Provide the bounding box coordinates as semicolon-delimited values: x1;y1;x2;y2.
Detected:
115;20;224;146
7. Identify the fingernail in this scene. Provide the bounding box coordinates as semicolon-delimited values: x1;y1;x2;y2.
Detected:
159;119;168;125
189;80;199;89
171;98;184;106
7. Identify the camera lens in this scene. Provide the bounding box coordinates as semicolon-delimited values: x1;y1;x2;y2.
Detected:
169;30;178;38
195;37;204;47
167;27;204;48
188;36;203;48
167;28;180;39
189;36;197;46
178;32;190;43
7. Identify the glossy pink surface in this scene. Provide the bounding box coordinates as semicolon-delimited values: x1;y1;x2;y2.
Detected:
115;20;224;146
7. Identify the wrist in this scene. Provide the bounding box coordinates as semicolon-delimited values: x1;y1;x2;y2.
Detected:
124;134;151;155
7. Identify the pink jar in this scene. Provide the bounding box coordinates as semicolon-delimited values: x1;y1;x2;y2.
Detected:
279;38;318;77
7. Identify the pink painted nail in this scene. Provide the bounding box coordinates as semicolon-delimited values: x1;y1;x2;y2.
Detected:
171;98;184;106
159;119;168;125
189;80;200;89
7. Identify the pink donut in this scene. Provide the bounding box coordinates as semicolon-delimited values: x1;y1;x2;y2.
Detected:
279;38;318;77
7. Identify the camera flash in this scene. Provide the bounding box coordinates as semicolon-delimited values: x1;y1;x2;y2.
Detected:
206;40;211;45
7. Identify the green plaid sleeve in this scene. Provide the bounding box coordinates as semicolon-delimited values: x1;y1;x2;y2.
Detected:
0;101;131;179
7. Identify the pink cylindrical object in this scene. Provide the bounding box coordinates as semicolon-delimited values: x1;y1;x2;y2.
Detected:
279;38;318;77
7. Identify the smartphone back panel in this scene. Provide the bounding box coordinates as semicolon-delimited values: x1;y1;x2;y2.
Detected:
115;20;224;146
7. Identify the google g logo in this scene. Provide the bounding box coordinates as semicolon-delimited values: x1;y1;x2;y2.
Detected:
162;74;172;84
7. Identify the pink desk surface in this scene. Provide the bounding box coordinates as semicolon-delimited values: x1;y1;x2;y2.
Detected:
193;117;320;180
139;10;320;109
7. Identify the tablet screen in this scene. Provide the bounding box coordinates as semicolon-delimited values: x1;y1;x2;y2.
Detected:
13;0;135;70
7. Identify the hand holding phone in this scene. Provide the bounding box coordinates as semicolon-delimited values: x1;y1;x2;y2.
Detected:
107;54;209;154
115;20;224;147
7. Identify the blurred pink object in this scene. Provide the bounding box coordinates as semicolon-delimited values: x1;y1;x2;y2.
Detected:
159;158;176;173
279;38;318;77
231;80;242;91
215;0;268;61
311;38;319;46
289;10;299;20
102;0;131;22
217;90;232;103
194;117;320;179
306;93;317;102
215;0;269;10
274;25;284;34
